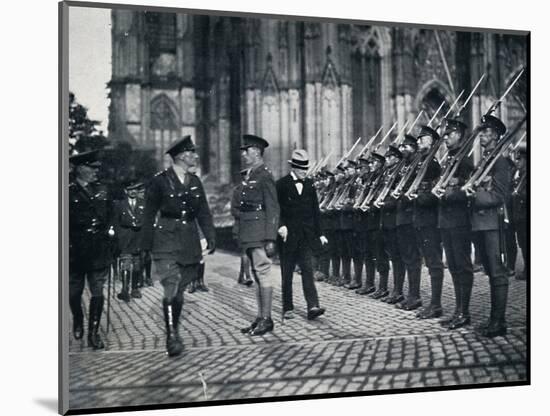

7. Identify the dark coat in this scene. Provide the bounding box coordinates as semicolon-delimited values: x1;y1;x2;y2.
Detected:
413;156;441;228
276;174;321;252
396;160;416;226
438;152;474;229
69;181;114;272
470;157;511;232
113;197;145;255
235;164;280;249
141;167;215;265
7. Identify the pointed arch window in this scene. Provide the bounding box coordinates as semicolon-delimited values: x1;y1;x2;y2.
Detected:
150;94;179;168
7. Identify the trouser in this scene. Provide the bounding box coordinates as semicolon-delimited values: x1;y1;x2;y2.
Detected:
441;226;474;315
472;232;484;266
474;230;509;324
515;219;527;272
415;226;444;307
340;229;354;281
352;230;368;283
330;230;343;277
382;228;405;295
153;258;199;301
366;229;390;290
505;220;518;272
280;241;320;312
246;246;275;318
397;224;422;301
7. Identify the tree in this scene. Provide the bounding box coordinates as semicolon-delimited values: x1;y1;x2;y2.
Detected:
68;91;106;154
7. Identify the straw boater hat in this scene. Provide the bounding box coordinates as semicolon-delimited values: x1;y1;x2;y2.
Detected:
288;149;310;170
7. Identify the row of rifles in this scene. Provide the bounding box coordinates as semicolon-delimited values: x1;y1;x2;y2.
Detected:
311;68;526;212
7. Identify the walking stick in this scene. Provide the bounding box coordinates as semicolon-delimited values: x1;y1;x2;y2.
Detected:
106;263;113;333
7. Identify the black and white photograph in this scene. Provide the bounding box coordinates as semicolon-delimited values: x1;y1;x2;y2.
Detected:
58;0;531;414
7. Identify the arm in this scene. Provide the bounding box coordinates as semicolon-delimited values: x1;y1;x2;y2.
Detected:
472;158;510;209
263;173;280;242
140;179;162;251
194;179;216;247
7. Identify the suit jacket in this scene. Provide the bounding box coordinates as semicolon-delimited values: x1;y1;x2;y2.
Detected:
69;181;114;272
141;167;215;265
235;164;280;249
113;197;145;255
470;157;510;232
276;174;321;252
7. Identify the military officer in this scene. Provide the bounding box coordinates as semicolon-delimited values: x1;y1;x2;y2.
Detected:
69;150;114;350
237;135;280;336
437;119;475;329
140;136;216;357
231;169;254;286
113;179;146;302
468;115;511;338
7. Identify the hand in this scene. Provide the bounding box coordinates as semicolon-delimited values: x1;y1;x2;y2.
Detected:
207;239;216;254
278;226;288;242
320;236;328;245
265;241;276;258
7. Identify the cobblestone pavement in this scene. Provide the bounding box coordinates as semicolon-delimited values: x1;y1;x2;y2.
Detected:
68;251;527;411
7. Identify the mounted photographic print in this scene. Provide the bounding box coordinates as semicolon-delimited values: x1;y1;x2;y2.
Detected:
59;1;529;414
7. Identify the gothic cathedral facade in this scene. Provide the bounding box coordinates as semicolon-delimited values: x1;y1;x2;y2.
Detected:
108;10;527;185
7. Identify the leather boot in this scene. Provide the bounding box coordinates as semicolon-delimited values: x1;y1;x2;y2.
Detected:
131;270;142;298
249;317;274;336
172;296;184;342
187;280;197;294
88;296;105;350
241;317;262;334
162;299;183;356
330;256;341;285
117;270;131;302
347;258;363;289
480;284;508;338
250;287;274;336
196;263;209;292
69;294;84;340
418;271;443;319
341;257;352;286
440;274;462;327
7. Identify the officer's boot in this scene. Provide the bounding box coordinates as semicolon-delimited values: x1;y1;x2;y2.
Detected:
69;294;84;340
187;279;197;293
131;270;142;298
418;270;443;319
242;255;253;286
171;295;184;343
346;257;362;289
449;273;473;329
386;262;405;304
117;270;131;302
371;267;389;299
481;284;508;338
88;296;105;350
144;259;153;286
162;298;183;357
441;274;462;327
197;262;209;292
241;285;262;334
250;287;274;336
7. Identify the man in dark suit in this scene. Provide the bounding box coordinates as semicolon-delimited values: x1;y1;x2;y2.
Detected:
236;135;280;336
468;115;512;338
141;136;216;357
113;179;146;302
69;150;115;350
277;149;327;321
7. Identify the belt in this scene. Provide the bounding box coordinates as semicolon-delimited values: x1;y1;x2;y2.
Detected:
160;212;195;222
239;202;264;212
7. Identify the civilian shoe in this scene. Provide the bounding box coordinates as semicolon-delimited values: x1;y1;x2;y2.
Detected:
283;310;295;320
249;318;274;336
307;307;326;320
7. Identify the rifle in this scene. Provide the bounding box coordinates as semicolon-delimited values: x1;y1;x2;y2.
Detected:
334;136;363;168
462;116;527;196
356;126;384;159
373;159;407;208
431;72;524;198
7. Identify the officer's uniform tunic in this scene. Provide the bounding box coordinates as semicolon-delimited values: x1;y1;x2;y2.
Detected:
141;167;215;299
236;164;280;286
